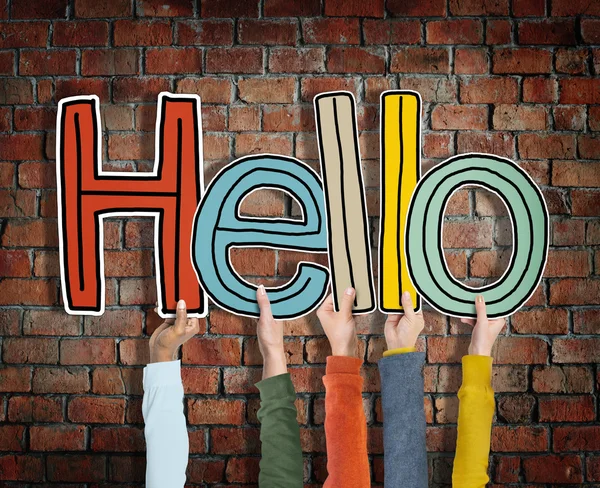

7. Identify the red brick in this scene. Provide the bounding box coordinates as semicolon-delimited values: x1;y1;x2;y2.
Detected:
14;108;56;131
182;337;241;365
264;0;319;16
533;365;593;393
572;190;600;217
493;105;547;130
201;0;258;17
238;19;296;46
556;48;588;75
574;309;600;334
554;105;586;131
0;51;15;76
113;77;170;103
553;337;600;363
113;19;172;46
12;0;66;18
0;249;31;277
554;426;600;452
53;21;108;46
60;338;116;365
497;394;535;423
327;47;385;74
0;22;48;48
432;105;488;130
544;250;590;277
588;456;600;481
81;49;139;76
493;337;548;364
493;48;552;74
460;77;518;104
177;19;234;45
487;19;512;44
518;133;575;159
0;278;56;306
492;426;548;452
137;0;193;16
513;0;545;16
0;454;44;481
552;219;585;246
146;47;202;74
427;20;483;44
559;79;600;104
523;77;557;103
0;309;20;336
237;77;294;103
304;18;361;44
3;337;59;364
0;366;31;392
30;425;86;451
206;47;263;74
582;19;600;44
8;395;63;422
523;454;582;483
19;49;76;75
235;133;292;157
454;48;487;74
91;426;144;452
539;396;595;422
46;454;106;481
210;427;260;454
33;366;88;393
83;309;143;337
0;78;34;104
188;398;245;425
324;0;383;17
301;77;360;102
494;455;520;482
269;47;324;74
551;0;600;16
512;308;568;334
579;135;600;160
187;457;226;482
518;19;576;45
387;0;446;16
0;424;25;451
391;47;450;74
68;396;125;423
449;0;508;15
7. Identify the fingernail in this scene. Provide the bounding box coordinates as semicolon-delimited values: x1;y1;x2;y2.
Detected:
403;291;410;299
476;295;484;303
258;284;266;296
345;287;354;296
177;299;186;309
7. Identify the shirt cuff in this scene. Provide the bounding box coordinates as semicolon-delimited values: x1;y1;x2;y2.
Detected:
383;346;417;357
462;355;493;387
326;356;363;375
143;359;182;389
255;372;295;401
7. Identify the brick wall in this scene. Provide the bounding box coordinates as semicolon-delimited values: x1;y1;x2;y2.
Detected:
0;0;599;485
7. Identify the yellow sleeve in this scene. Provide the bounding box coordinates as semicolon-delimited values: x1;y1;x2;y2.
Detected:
452;355;495;488
382;347;416;357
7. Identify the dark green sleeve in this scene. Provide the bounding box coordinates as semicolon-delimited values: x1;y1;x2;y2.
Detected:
256;373;303;488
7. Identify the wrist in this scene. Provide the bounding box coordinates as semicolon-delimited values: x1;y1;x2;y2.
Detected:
150;347;176;363
468;345;491;356
331;346;357;357
262;349;287;380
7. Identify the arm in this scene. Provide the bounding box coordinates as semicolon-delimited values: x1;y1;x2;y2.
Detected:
256;373;303;488
323;355;370;488
378;291;428;488
143;300;200;488
452;355;495;488
255;285;303;488
317;289;371;488
452;295;505;488
143;360;188;488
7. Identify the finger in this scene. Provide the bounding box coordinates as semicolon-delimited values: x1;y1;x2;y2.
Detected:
317;293;335;315
256;285;274;322
174;299;187;334
385;314;401;327
150;321;170;339
340;287;355;317
475;295;487;324
490;317;506;336
461;318;476;326
400;291;416;320
186;317;200;336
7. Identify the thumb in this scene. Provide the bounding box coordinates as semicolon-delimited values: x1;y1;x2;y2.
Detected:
256;285;273;321
475;295;487;324
174;299;187;334
400;291;416;320
340;287;355;317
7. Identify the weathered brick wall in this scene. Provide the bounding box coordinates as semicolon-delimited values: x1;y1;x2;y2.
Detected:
0;0;599;485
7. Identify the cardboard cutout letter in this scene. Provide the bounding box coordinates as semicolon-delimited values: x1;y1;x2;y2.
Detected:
379;91;422;314
314;91;375;314
192;154;329;319
405;153;549;318
56;92;206;318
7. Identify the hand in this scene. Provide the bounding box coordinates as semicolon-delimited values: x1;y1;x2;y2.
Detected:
149;300;200;363
384;291;424;350
256;285;287;380
316;288;358;357
461;295;506;357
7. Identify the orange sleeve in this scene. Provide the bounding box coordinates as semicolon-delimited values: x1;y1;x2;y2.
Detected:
322;356;371;488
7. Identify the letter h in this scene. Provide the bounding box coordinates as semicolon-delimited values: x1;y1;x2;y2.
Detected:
56;93;206;317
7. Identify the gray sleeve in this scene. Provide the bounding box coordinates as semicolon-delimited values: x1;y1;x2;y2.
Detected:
378;352;428;488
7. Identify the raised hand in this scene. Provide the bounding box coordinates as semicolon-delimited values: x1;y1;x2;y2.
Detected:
384;291;424;350
256;285;287;379
461;295;506;356
316;288;358;357
149;299;200;363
